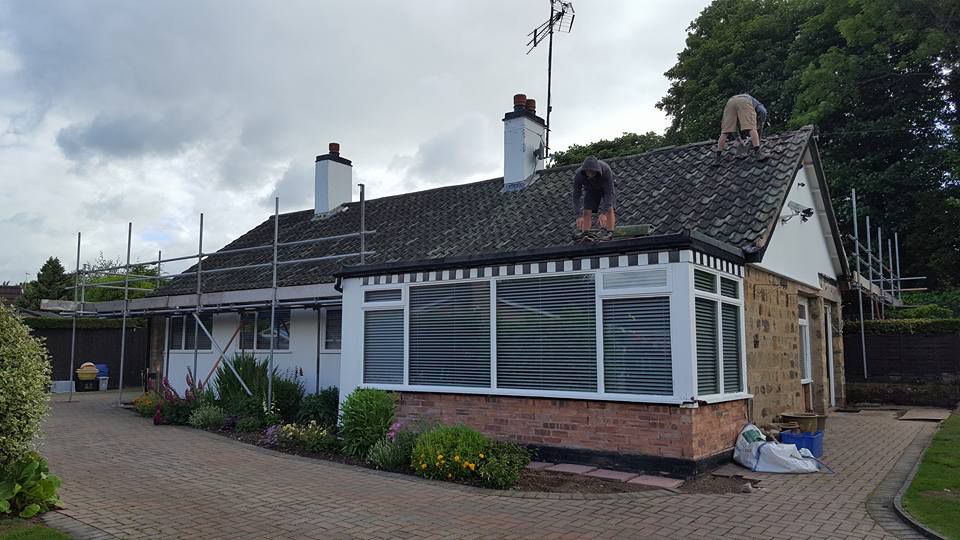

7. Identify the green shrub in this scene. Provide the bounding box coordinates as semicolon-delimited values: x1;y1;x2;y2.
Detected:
888;304;954;320
298;386;339;429
235;417;264;432
477;441;530;490
412;424;489;483
188;404;226;430
214;354;304;421
367;430;419;472
843;318;960;335
131;391;163;417
0;306;51;466
903;289;960;317
279;421;339;453
339;389;396;458
411;425;530;489
157;399;194;425
272;374;304;423
0;452;62;518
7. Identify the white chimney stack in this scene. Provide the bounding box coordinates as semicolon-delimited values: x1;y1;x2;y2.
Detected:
503;93;545;187
315;142;353;215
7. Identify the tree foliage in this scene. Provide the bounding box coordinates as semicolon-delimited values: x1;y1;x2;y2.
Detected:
551;131;667;167
16;258;69;311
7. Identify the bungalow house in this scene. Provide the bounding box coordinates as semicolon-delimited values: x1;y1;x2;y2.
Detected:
101;95;847;475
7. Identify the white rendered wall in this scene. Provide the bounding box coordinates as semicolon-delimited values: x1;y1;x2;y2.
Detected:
338;278;364;403
315;159;352;214
165;308;341;397
503;115;545;184
756;165;838;288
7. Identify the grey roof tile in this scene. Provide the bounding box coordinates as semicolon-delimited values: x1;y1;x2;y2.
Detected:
155;127;814;295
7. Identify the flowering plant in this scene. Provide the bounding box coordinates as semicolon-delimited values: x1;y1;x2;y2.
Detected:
278;421;338;453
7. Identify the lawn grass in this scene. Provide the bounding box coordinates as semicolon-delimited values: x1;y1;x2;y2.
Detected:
0;519;71;540
902;413;960;539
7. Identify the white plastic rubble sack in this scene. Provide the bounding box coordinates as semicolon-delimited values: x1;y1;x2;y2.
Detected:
733;424;819;473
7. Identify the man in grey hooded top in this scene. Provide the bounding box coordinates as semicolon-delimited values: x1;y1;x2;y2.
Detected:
573;156;616;236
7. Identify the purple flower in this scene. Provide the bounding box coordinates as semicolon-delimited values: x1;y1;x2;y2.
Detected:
261;425;281;446
387;421;403;441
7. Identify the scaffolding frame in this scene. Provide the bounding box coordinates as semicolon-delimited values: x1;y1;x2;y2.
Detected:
847;189;925;379
56;190;373;406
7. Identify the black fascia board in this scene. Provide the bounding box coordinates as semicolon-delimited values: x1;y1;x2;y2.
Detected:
337;230;745;278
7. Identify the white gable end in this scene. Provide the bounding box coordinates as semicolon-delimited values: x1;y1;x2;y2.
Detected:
755;153;840;288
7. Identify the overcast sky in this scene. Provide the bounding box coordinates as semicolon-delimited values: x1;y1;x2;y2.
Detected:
0;0;709;283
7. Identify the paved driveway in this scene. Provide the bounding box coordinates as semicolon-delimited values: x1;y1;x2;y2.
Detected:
40;392;933;539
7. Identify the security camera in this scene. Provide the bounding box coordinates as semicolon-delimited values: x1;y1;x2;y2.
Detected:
782;201;815;223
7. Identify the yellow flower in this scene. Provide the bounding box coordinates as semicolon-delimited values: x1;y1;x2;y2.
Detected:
479;453;485;459
447;473;452;479
468;463;476;471
420;463;427;470
437;453;443;459
454;455;460;462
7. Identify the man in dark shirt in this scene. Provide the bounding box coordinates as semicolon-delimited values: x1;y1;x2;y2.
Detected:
573;156;616;238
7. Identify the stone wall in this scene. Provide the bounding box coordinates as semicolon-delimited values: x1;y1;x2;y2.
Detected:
395;392;747;461
744;266;844;424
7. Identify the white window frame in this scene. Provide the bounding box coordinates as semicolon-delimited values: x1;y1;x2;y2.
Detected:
690;266;748;402
357;254;750;405
799;297;812;384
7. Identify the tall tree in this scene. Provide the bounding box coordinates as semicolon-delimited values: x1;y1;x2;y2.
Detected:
551;132;666;167
17;257;70;310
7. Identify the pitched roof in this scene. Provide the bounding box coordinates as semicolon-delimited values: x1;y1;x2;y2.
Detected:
155;126;818;295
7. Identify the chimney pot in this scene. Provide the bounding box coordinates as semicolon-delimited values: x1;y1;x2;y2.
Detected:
525;99;536;113
513;93;527;112
329;142;340;154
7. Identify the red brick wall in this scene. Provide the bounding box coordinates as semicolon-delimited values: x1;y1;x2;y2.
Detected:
395;392;747;460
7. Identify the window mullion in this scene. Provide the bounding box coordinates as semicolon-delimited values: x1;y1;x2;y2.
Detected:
595;276;604;394
490;279;497;390
716;300;724;395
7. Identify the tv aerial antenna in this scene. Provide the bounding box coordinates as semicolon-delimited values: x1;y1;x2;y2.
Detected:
526;0;575;160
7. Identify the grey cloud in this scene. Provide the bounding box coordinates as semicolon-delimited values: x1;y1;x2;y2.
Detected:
56;110;212;160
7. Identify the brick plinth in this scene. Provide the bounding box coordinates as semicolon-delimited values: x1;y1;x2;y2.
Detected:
395;392;747;461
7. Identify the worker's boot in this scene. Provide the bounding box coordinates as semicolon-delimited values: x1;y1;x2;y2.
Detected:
753;144;770;161
712;150;722;166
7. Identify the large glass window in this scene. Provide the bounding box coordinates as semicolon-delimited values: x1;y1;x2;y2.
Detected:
496;274;597;392
409;282;490;387
603;297;672;395
694;268;744;396
799;298;811;381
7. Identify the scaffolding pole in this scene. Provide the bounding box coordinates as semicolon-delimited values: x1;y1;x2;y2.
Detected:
878;227;884;319
268;198;279;408
117;222;132;405
68;232;81;403
851;190;868;379
866;216;874;319
894;233;902;302
193;213;204;390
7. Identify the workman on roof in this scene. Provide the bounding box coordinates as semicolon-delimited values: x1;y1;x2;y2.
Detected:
715;93;769;163
573;156;616;239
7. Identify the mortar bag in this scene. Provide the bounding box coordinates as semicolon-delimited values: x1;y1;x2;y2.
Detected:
733;423;766;470
752;442;819;473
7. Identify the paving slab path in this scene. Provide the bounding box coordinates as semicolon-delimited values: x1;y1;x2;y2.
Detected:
40;393;934;539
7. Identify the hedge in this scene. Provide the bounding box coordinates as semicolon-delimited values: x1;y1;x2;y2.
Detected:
843;318;960;336
21;317;146;330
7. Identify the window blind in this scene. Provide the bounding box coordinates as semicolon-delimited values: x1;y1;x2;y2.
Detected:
720;277;739;299
168;316;184;350
195;313;213;350
602;269;667;290
694;269;716;293
602;297;672;395
409;282;490;387
366;289;401;302
695;297;719;394
496;274;597;392
721;303;742;392
363;309;404;384
240;312;256;350
324;309;342;350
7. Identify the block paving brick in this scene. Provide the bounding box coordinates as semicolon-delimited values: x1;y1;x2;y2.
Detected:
41;392;931;539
